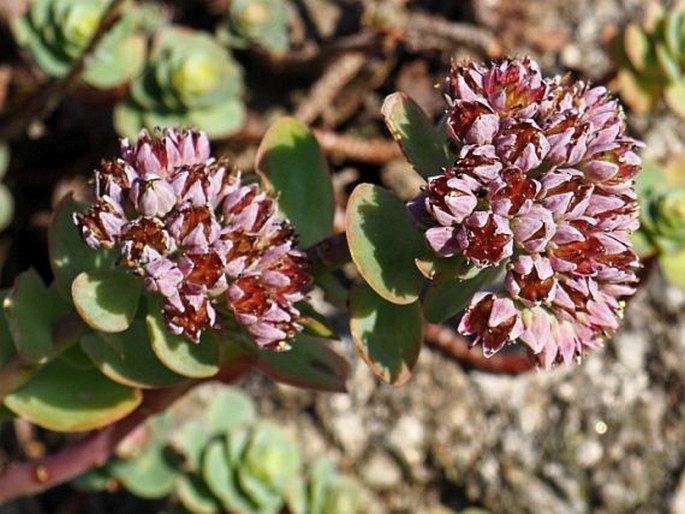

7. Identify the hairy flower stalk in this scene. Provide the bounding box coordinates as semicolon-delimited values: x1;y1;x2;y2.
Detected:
411;57;641;368
75;128;311;348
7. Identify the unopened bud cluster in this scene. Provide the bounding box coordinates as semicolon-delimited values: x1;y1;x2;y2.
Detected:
410;57;641;368
75;128;311;348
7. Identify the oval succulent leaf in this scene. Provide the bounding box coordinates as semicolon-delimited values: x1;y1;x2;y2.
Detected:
254;334;349;393
109;444;179;499
177;474;221;514
72;269;142;333
203;439;255;513
146;302;220;379
3;268;70;363
80;321;187;389
346;183;427;304
256;117;334;247
660;249;685;291
381;92;452;179
3;347;142;432
349;282;423;385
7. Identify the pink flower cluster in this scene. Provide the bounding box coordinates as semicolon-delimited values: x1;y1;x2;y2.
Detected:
75;128;311;349
410;57;641;368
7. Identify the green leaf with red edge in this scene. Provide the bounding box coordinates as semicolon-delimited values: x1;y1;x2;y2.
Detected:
422;266;500;324
3;269;71;363
346;183;427;305
72;269;142;333
80;321;187;389
349;282;423;385
665;81;685;119
146;300;220;378
49;195;116;298
254;334;349;392
381;92;451;179
3;346;142;432
256;117;334;247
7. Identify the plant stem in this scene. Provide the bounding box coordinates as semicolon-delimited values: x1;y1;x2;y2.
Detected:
0;0;126;141
305;232;351;275
0;310;86;399
0;362;250;504
424;323;534;374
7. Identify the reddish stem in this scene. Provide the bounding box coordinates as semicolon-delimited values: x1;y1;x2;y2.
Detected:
424;323;534;374
0;363;250;504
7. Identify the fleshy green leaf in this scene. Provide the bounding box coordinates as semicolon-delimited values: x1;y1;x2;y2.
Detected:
665;81;685;119
381;92;451;179
623;23;651;71
203;439;255;513
146;302;219;378
80;321;186;389
82;34;146;88
346;183;427;304
254;334;349;392
72;269;142;333
206;387;255;433
660;249;685;291
422;267;500;323
50;196;113;298
297;302;339;340
177;474;221;514
3;269;70;363
109;444;179;499
256;117;334;247
4;347;142;432
349;282;423;385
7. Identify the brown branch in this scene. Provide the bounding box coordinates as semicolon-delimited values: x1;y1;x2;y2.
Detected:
424;323;534;374
0;361;250;504
0;0;126;141
312;129;402;164
294;52;366;124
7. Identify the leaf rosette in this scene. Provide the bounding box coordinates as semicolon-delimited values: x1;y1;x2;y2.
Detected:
114;27;246;139
12;0;146;88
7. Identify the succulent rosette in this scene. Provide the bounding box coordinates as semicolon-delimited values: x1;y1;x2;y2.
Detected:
114;27;246;140
12;0;146;88
218;0;292;53
74;128;311;349
616;0;685;117
410;57;642;368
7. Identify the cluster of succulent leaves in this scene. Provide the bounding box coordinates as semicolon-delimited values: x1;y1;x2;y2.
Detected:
0;145;12;232
12;0;248;139
616;0;685;117
633;155;685;291
75;387;363;514
12;0;146;89
0;119;348;432
114;27;246;139
218;0;292;53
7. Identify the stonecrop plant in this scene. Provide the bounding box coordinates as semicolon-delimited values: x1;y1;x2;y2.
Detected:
74;128;310;348
13;0;146;88
0;52;643;508
346;56;642;372
615;0;685;116
114;27;246;139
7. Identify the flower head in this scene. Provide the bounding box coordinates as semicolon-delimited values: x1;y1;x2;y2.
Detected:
412;57;641;368
75;128;311;349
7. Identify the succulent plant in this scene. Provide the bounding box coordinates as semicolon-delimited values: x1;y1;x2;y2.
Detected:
114;27;246;140
615;0;685;116
12;0;146;88
218;0;292;53
75;386;364;514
